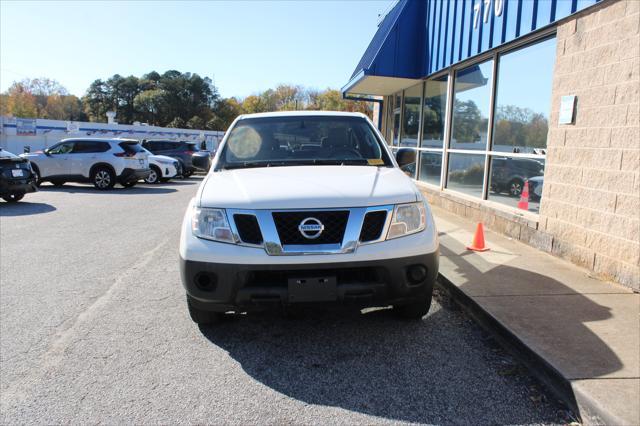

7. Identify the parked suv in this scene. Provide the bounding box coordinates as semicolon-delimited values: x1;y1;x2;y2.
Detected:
490;157;545;197
179;112;439;325
141;140;211;177
0;148;37;202
22;138;150;190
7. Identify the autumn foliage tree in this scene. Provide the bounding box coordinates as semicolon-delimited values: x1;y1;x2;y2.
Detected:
1;75;373;131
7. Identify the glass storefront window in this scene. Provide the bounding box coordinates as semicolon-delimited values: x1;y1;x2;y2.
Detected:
421;75;448;148
419;151;442;186
446;153;485;198
492;37;556;153
400;84;423;147
392;92;402;146
450;60;493;150
488;156;545;213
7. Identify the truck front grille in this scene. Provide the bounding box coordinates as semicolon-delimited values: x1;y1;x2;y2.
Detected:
359;210;388;242
272;211;349;245
233;214;263;245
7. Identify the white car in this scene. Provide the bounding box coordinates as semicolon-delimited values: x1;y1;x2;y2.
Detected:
141;148;181;184
179;111;439;325
22;138;150;190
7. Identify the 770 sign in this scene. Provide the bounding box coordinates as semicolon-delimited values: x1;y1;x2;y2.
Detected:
474;0;504;29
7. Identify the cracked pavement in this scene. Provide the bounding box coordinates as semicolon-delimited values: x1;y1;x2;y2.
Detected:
1;179;570;424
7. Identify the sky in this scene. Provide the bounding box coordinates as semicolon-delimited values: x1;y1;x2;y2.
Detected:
0;0;391;98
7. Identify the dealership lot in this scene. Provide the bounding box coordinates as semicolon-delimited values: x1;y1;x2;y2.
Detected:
1;180;569;424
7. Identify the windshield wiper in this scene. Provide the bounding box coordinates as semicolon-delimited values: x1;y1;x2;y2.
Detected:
308;159;371;166
221;161;290;170
221;158;373;170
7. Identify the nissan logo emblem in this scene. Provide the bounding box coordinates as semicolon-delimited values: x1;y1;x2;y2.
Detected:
298;217;324;239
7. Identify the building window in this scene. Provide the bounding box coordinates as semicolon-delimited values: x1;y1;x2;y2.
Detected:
488;157;546;213
392;92;402;146
421;75;447;148
491;37;556;154
447;153;485;198
419;151;442;186
450;60;493;150
400;84;422;147
418;74;448;187
488;37;556;213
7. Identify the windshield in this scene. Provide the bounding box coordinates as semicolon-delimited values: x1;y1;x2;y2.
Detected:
217;116;392;170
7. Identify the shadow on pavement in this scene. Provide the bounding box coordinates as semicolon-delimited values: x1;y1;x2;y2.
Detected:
199;306;561;424
438;243;623;380
38;184;178;195
0;201;57;216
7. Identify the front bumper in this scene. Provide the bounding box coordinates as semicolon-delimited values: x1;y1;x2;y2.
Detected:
0;177;38;196
181;252;439;312
118;168;151;184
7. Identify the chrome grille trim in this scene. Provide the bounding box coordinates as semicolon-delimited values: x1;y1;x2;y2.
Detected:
226;205;395;255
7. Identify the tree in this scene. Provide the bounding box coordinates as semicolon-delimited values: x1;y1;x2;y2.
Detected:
209;97;244;130
133;89;166;125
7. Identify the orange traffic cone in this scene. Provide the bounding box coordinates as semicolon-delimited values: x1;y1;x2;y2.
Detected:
467;223;490;252
517;180;530;210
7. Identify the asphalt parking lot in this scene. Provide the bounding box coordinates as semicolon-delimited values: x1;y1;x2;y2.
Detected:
1;179;571;424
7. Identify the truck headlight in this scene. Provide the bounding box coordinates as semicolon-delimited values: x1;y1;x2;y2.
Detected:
387;202;426;240
192;207;235;243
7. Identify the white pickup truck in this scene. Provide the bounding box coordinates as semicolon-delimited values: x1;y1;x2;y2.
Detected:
179;111;439;325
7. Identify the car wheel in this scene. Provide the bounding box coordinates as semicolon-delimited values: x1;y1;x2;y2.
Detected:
183;169;193;178
2;192;25;203
91;167;115;190
508;179;524;197
51;179;65;187
31;165;42;187
187;296;220;325
394;293;433;320
144;166;161;184
122;181;137;188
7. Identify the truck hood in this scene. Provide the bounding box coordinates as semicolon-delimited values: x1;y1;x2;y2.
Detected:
198;166;419;209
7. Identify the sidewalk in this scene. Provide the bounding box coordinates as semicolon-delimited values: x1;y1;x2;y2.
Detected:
431;205;639;426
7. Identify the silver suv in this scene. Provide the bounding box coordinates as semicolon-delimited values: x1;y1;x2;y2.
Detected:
22;138;151;190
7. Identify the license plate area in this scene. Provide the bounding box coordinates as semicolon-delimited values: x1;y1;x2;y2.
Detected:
288;275;337;303
11;169;24;177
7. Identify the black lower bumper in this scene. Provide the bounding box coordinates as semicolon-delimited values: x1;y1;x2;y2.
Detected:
118;168;151;184
0;177;37;196
180;252;439;312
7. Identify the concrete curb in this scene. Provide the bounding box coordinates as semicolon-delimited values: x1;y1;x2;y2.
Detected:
435;273;602;425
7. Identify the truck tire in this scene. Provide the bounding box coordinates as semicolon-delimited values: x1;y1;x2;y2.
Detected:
187;296;221;325
394;293;433;320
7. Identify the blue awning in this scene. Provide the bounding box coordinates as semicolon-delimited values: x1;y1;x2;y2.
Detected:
342;0;426;97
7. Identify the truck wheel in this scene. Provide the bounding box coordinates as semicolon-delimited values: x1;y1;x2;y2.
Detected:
144;166;161;184
394;294;433;320
187;296;220;325
2;192;24;202
91;167;115;190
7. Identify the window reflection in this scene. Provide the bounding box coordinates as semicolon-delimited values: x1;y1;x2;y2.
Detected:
492;37;556;153
447;153;485;197
419;151;442;186
400;84;422;147
451;60;493;150
421;75;448;148
489;157;545;213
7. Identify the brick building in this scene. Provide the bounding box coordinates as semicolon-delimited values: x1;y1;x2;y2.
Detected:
343;0;639;289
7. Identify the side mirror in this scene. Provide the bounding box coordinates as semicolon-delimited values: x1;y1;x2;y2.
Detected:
395;148;416;168
44;149;51;156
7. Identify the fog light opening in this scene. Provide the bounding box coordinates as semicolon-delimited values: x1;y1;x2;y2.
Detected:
195;272;217;291
407;265;428;285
